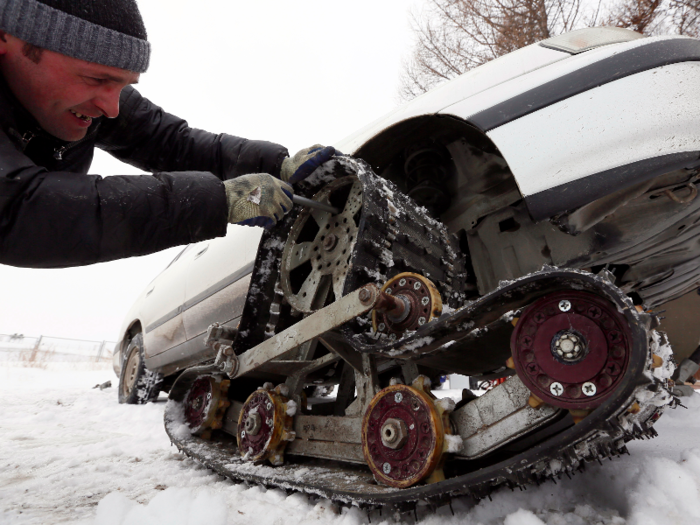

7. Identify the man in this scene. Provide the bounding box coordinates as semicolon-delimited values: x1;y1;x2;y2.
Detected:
0;0;335;268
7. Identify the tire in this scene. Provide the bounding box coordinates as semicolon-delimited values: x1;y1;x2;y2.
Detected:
118;334;163;404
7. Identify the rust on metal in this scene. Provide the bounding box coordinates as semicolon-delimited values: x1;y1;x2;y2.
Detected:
237;384;295;465
361;375;451;488
182;376;230;439
372;273;443;337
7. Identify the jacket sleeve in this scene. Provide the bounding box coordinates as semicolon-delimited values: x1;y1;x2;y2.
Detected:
0;128;228;269
96;87;289;180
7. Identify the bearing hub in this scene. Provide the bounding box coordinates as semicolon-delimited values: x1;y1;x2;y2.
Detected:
237;384;296;465
362;376;453;488
280;176;363;313
510;291;632;410
372;273;442;339
183;376;231;438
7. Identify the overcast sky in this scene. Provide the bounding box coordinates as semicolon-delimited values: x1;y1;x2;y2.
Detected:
0;0;421;342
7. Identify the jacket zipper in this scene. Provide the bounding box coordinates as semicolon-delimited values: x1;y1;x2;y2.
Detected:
53;134;92;161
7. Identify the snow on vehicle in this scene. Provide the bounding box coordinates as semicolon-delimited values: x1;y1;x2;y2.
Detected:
114;27;700;511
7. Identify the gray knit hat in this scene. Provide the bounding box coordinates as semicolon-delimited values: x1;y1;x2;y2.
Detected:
0;0;150;72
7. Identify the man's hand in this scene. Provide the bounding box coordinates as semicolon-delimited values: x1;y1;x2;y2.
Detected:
281;145;336;184
224;174;293;228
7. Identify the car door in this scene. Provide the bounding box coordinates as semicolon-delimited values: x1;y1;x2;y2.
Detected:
183;224;263;345
141;242;199;358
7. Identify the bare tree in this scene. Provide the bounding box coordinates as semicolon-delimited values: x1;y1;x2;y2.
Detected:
401;0;699;100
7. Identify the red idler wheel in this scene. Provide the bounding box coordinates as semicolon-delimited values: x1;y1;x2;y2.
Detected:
362;376;454;488
510;291;632;411
183;376;231;438
237;384;296;465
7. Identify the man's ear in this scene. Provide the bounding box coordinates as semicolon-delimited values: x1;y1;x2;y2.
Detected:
0;31;8;56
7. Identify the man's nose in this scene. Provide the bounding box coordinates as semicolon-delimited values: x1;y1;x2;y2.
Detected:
93;87;121;119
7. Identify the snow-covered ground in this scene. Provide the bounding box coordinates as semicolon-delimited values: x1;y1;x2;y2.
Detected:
1;362;699;525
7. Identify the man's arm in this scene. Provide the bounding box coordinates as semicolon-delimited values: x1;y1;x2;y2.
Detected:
96;86;289;180
0;129;228;268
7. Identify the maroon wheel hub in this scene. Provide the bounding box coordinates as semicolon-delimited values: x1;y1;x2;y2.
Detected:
238;391;276;459
362;384;445;488
511;291;632;410
184;377;214;431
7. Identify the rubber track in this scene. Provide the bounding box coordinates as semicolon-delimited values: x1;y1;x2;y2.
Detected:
165;269;675;511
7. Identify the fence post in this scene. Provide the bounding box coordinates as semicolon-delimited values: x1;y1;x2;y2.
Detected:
97;340;106;362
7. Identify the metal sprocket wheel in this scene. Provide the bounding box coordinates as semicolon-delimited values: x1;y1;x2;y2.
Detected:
182;375;231;438
237;384;296;465
280;176;363;313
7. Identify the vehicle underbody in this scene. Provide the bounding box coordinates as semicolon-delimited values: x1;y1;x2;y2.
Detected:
162;154;683;512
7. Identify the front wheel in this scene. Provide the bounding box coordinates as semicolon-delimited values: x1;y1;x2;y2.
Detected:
118;333;163;404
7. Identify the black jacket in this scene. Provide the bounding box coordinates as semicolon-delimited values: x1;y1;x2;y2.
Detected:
0;82;288;268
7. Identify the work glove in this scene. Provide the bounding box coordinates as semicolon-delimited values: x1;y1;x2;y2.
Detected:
224;173;293;228
280;144;336;184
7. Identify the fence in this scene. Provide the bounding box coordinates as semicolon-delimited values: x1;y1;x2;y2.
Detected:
0;333;116;363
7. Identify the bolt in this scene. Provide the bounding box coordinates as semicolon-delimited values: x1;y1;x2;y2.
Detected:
378;323;386;332
534;313;546;323
240;430;246;438
266;401;272;411
266;418;273;427
383;462;392;474
358;287;373;304
550;382;564;396
582;382;597;396
394;392;403;403
381;418;409;449
559;300;572;312
385;288;392;295
413;281;422;290
389;333;397;341
244;412;262;435
323;233;338;251
418;317;426;326
421;296;429;306
399;278;407;286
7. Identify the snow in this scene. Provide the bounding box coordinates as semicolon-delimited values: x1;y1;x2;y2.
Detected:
2;360;700;524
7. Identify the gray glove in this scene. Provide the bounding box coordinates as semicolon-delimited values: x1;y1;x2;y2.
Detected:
224;173;293;228
280;145;336;184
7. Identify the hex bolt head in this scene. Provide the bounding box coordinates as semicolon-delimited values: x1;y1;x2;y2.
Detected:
582;382;597;396
266;401;273;411
418;317;426;326
323;233;338;251
399;278;407;286
240;430;246;438
385;288;392;295
244;412;262;435
413;281;421;290
559;300;572;312
394;392;403;403
381;418;409;449
358;288;371;303
378;323;386;332
550;382;564;396
421;296;430;306
383;462;392;474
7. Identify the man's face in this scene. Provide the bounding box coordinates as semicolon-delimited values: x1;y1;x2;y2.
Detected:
0;34;140;142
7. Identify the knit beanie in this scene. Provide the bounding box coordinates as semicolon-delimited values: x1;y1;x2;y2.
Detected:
0;0;150;72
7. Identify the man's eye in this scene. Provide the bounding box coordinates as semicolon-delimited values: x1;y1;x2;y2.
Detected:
84;77;105;86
